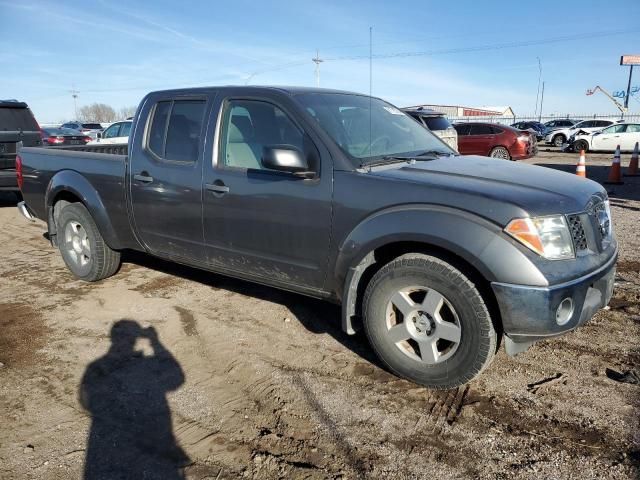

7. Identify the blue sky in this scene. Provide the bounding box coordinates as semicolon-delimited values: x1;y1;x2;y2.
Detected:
2;0;639;122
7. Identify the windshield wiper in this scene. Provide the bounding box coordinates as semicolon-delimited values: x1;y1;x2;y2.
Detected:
362;150;452;169
411;150;454;157
362;156;416;168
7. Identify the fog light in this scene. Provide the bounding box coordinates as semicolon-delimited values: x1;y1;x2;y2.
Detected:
556;298;574;325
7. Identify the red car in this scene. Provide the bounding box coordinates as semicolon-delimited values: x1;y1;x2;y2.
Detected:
453;122;536;160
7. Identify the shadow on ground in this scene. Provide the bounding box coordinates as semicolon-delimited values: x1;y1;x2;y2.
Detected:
122;251;380;368
80;319;190;479
0;191;20;208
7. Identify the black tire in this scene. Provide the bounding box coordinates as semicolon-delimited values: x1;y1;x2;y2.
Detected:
552;134;565;148
489;146;511;160
362;254;497;389
573;139;589;153
56;202;121;282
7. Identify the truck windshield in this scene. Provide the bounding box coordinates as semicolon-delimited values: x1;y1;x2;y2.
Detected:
295;93;453;166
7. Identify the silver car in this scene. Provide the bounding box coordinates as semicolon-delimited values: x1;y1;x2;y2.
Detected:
403;108;458;151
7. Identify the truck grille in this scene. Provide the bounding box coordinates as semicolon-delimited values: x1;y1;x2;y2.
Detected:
567;214;588;251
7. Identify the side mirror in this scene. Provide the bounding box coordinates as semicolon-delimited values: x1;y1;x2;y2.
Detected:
97;132;102;139
262;145;313;177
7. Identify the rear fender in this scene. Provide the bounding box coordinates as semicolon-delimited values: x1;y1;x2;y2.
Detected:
46;170;121;249
335;205;548;334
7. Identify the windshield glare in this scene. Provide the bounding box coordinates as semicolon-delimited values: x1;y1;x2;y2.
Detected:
295;93;453;166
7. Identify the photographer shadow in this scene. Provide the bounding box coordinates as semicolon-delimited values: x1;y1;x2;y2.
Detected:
79;320;190;480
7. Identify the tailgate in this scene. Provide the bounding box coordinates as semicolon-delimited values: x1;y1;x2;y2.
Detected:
0;131;42;169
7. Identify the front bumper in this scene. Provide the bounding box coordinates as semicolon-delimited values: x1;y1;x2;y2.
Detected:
491;252;617;348
0;168;18;191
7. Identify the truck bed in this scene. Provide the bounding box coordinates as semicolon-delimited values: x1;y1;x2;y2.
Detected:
19;146;135;249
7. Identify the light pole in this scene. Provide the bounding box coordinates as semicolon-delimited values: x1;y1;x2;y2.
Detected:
312;50;323;87
69;85;79;119
539;81;545;122
534;57;542;117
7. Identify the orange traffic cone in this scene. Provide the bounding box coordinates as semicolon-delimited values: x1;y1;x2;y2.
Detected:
604;145;624;185
625;142;639;177
576;150;587;178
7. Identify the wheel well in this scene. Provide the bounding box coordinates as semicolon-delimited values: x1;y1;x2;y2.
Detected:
349;241;503;341
49;191;83;238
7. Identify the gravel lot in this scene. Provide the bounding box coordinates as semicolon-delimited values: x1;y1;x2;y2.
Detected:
0;147;638;479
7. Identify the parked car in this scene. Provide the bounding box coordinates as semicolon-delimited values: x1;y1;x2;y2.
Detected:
16;86;616;389
402;108;458;150
569;123;640;153
543;119;577;135
545;119;615;148
511;121;546;140
41;128;92;146
0;100;42;193
60;121;104;139
454;122;536;160
88;120;132;145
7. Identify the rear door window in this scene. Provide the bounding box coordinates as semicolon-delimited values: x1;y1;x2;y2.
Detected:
103;123;121;138
120;122;132;137
164;101;206;162
148;101;172;157
147;100;206;162
469;124;493;135
454;124;471;136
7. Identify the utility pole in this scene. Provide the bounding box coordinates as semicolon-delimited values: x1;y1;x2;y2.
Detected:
534;57;542;117
539;81;545;121
69;85;79;119
312;50;323;87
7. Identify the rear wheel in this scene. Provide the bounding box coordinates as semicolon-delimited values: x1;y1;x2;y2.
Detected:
57;203;120;281
574;139;589;153
553;134;566;148
362;254;497;389
489;146;510;160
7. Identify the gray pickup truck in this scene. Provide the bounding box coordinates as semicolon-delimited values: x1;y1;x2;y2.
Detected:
17;86;617;388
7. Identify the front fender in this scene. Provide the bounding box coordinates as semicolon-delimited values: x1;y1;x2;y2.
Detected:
46;170;122;249
335;205;548;334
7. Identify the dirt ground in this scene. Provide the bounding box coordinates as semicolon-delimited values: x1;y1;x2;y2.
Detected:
0;147;638;479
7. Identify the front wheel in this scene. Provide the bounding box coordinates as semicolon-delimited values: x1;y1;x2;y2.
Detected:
573;139;589;153
489;146;511;160
362;254;497;389
553;134;566;148
57;203;121;282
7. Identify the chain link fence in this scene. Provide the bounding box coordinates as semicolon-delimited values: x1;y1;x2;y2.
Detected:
449;114;640;125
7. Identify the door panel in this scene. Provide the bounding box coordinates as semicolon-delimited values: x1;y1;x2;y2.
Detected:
202;96;333;289
129;97;209;261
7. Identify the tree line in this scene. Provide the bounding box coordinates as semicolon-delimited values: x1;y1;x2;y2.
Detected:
78;103;137;123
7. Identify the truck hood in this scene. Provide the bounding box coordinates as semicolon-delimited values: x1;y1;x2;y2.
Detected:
367;155;605;222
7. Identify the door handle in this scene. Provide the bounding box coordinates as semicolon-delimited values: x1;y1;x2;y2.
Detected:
134;173;154;183
205;182;230;195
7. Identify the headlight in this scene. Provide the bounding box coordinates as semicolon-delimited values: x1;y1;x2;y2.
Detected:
505;215;574;259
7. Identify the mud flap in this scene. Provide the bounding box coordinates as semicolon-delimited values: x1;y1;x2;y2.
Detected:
504;335;536;356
